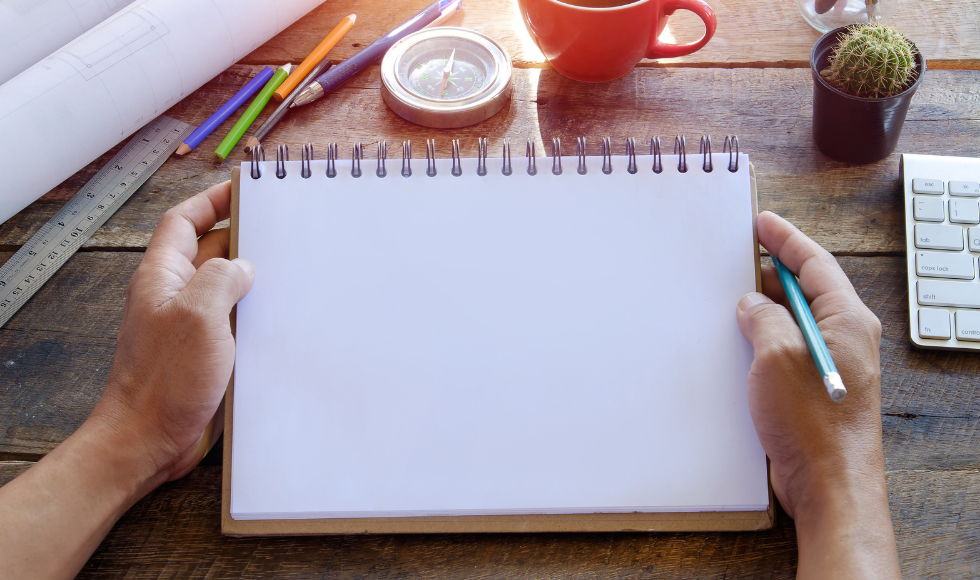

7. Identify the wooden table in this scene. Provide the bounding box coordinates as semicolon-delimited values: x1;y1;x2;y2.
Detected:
2;0;979;576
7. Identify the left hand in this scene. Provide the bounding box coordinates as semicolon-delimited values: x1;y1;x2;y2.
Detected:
89;180;254;485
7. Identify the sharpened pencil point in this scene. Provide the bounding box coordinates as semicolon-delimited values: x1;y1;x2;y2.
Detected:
349;13;356;23
244;137;260;154
175;143;192;156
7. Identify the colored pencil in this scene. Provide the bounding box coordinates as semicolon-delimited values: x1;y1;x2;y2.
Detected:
174;66;275;156
291;0;462;109
273;13;355;102
772;256;847;402
245;59;333;154
213;64;291;162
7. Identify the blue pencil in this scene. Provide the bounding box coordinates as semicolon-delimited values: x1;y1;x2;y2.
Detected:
175;66;275;156
772;256;847;402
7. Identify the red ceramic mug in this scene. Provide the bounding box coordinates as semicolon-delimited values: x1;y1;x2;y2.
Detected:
518;0;717;82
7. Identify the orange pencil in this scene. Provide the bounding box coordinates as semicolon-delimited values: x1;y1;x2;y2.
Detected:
274;13;356;102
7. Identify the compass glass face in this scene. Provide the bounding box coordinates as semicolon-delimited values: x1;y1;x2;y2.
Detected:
397;37;497;101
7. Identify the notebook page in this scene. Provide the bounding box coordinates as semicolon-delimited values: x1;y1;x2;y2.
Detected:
231;153;768;519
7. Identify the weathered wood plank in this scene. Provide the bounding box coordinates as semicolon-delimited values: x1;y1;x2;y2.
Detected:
1;68;976;253
0;252;138;457
3;462;974;579
239;0;980;69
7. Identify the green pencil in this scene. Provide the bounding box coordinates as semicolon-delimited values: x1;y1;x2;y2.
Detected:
214;64;292;162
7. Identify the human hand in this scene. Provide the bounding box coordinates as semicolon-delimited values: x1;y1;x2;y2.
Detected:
90;181;254;487
736;211;898;579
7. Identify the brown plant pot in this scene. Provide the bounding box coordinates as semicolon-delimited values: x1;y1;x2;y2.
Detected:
811;26;926;164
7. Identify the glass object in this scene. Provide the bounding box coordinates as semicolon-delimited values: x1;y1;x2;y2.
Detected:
798;0;895;33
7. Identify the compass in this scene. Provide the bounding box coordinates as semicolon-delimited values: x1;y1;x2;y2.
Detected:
380;27;512;129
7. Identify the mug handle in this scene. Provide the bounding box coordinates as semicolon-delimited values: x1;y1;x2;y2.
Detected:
645;0;717;59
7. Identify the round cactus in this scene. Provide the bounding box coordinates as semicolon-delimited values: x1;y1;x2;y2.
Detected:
820;23;918;99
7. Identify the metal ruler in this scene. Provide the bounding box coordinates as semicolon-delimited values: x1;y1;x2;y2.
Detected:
0;115;193;328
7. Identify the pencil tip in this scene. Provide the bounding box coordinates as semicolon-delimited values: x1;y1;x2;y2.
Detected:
175;143;191;156
349;13;356;23
245;137;259;153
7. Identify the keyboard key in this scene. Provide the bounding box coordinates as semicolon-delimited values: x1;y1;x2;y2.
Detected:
956;310;980;341
949;180;980;197
915;251;975;279
969;228;980;252
919;308;951;339
918;279;980;308
955;310;980;341
913;196;945;221
914;223;964;251
912;178;944;194
949;198;980;224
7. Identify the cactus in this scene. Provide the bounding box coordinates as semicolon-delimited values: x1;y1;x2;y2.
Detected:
820;23;918;99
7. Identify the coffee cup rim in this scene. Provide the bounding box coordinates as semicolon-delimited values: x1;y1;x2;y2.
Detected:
545;0;649;11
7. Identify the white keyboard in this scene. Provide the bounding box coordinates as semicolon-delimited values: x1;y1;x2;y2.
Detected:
902;153;980;350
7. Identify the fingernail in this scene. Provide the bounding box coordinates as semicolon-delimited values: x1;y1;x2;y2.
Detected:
232;258;254;277
737;292;770;312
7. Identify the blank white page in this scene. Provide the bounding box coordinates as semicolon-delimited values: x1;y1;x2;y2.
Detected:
232;153;768;520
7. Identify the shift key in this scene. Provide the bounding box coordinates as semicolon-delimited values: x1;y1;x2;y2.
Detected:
915;224;964;251
918;279;980;308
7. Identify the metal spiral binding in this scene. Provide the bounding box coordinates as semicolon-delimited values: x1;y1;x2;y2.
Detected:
253;135;741;179
276;144;289;179
601;137;612;174
501;138;512;176
326;143;337;178
301;143;313;178
626;138;637;174
377;140;387;178
526;139;537;176
351;142;362;178
477;137;488;176
451;139;462;177
724;135;739;172
650;137;663;174
250;144;264;179
426;139;437;177
551;137;562;175
402;140;412;177
699;136;713;173
674;136;687;173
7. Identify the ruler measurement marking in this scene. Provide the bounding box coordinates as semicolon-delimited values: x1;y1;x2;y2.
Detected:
0;116;192;326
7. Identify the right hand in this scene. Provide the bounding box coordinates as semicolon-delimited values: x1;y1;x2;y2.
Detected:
735;211;885;519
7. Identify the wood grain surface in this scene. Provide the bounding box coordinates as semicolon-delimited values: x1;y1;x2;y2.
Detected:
0;461;974;579
2;67;977;255
240;0;980;69
2;0;979;575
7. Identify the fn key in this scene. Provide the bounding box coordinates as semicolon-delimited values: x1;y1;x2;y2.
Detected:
919;308;951;339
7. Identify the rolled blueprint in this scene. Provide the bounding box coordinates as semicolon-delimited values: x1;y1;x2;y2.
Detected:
0;0;325;225
0;0;140;86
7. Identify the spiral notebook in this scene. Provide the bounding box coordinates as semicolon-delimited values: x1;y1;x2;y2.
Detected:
221;138;772;536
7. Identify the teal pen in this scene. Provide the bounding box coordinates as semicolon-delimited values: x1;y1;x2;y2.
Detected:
772;256;847;402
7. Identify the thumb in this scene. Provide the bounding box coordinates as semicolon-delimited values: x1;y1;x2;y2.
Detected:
736;291;800;348
181;257;255;315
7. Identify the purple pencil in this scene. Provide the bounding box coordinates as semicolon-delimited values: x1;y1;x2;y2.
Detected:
174;66;276;156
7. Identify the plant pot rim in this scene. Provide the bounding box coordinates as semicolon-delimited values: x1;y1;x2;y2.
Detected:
810;25;927;103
